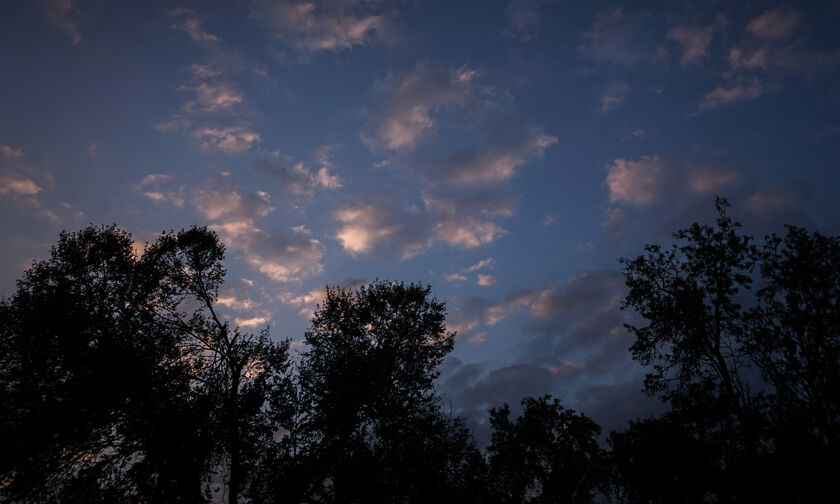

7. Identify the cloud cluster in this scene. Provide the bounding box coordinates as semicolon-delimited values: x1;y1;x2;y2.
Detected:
157;9;266;155
189;173;326;283
605;154;738;206
440;270;652;442
343;63;556;261
254;156;341;197
251;0;396;54
697;6;837;112
168;8;220;44
367;63;477;151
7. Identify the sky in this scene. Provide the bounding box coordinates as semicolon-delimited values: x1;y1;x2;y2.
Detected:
2;0;840;439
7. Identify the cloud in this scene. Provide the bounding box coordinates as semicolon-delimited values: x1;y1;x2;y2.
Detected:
667;17;726;65
605;155;672;205
133;173;185;206
477;274;496;287
192;174;325;282
421;125;557;186
367;63;478;151
235;316;268;328
503;0;551;41
604;154;737;206
279;277;366;317
251;0;394;53
237;227;325;283
579;8;663;66
192;125;261;154
602;208;628;234
426;196;508;249
0;175;41;197
193;173;275;224
600;80;629;112
1;145;24;159
698;79;763;111
465;258;494;273
168;9;220;43
694;6;835;113
746;6;800;40
334;198;427;259
745;183;806;215
254;158;341;196
444;258;495;284
39;0;83;45
180;82;244;112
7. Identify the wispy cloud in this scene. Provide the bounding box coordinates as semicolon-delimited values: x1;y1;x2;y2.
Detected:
168;8;220;43
39;0;83;45
193;125;261;154
600;80;629;112
367;63;477;151
251;0;397;54
503;0;551;42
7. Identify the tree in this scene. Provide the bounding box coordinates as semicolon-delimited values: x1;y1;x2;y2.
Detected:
487;396;603;504
619;198;758;432
746;226;840;501
289;280;484;503
0;225;291;503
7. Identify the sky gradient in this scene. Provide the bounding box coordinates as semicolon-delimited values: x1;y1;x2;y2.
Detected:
2;0;840;439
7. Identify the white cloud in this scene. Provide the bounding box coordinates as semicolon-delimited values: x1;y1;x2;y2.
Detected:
193;173;274;224
169;10;219;43
465;258;494;273
192;125;261;154
0;175;41;197
335;201;426;259
746;6;800;40
251;0;392;53
181;82;244;112
235;316;268;328
605;155;738;205
426;127;557;186
667;16;726;66
254;159;342;196
1;145;24;159
698;79;763;111
605;155;670;205
369;63;477;151
477;274;496;287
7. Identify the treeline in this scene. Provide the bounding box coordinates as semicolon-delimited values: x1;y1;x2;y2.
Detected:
0;198;837;503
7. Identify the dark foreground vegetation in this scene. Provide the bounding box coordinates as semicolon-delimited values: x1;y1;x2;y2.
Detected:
1;198;838;503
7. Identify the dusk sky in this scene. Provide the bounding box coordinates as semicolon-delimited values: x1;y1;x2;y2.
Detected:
2;0;839;438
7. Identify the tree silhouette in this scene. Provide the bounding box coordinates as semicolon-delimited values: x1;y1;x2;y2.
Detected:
488;395;603;504
0;225;291;503
620;198;759;435
290;280;485;504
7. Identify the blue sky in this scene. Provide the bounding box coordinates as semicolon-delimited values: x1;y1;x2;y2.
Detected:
2;0;839;437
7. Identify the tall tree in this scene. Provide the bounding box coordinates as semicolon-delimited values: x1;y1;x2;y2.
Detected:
620;198;759;431
292;280;485;504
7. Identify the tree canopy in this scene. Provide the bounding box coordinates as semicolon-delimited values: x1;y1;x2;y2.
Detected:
1;205;839;503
